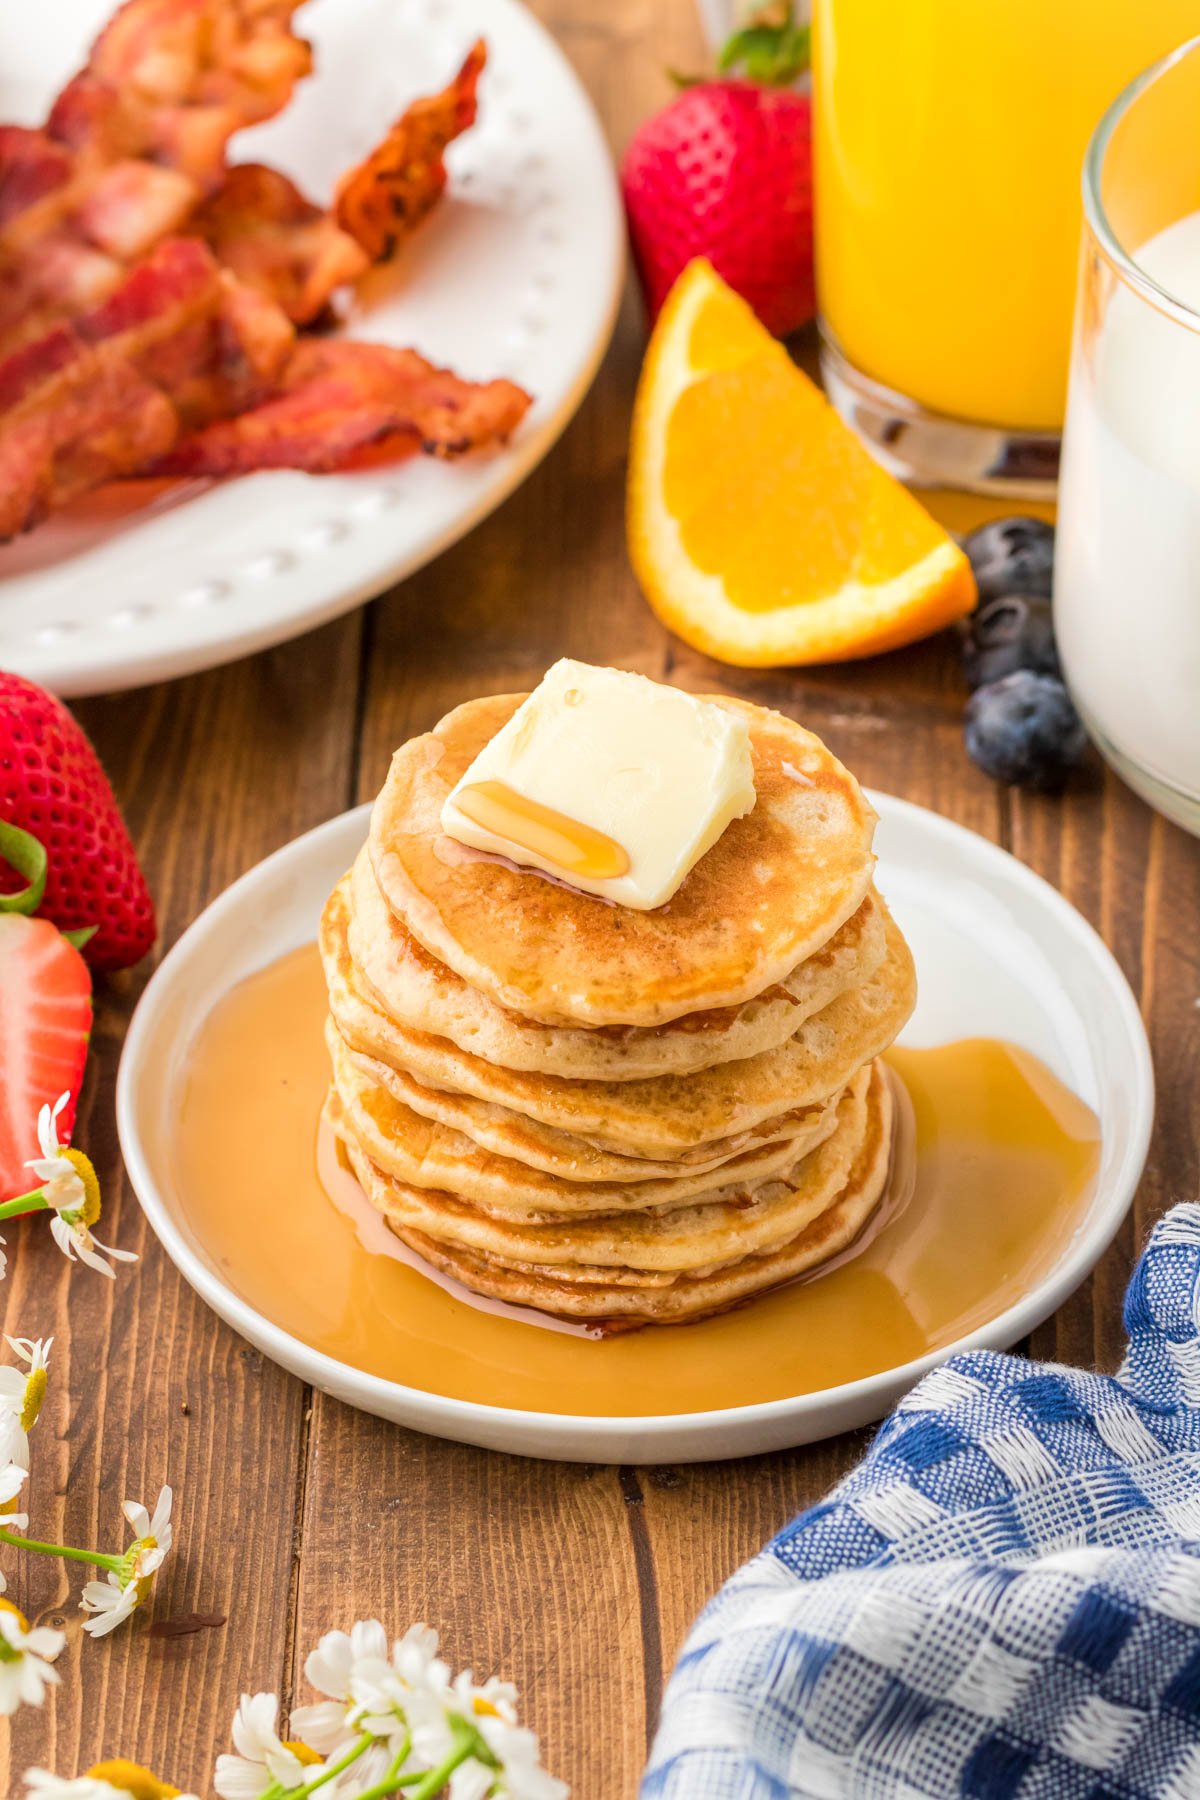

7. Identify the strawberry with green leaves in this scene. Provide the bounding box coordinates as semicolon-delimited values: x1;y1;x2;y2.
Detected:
622;1;814;337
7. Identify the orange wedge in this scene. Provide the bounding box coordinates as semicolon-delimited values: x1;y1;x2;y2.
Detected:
627;260;976;667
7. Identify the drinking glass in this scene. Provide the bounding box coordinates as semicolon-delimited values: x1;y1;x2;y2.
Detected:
811;0;1198;496
1055;37;1200;835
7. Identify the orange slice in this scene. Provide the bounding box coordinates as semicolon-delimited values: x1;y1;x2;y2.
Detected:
627;260;976;667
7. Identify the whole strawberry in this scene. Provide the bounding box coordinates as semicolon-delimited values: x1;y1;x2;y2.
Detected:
622;10;813;336
0;672;156;970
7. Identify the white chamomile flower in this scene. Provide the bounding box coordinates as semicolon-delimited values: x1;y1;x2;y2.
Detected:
411;1668;568;1800
25;1765;199;1799
467;1715;569;1800
349;1623;454;1750
80;1486;173;1638
26;1095;136;1281
290;1618;391;1753
0;1458;30;1533
0;1596;64;1715
215;1692;324;1800
0;1338;52;1455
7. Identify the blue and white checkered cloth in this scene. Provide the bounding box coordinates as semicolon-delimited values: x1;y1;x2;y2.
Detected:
643;1204;1200;1800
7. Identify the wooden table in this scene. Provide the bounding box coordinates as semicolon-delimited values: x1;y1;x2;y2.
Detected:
3;3;1198;1794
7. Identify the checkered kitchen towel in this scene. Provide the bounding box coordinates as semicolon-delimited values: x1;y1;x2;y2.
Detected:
642;1204;1200;1800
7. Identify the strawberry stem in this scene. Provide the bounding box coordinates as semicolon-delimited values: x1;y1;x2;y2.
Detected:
0;822;47;917
719;3;810;84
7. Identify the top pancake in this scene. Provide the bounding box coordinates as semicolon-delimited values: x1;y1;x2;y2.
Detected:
369;691;878;1027
347;849;888;1081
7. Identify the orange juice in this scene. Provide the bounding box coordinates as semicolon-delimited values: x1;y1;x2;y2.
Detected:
812;0;1199;431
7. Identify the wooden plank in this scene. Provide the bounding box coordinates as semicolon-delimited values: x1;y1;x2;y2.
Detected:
292;9;692;1796
293;1416;647;1800
0;620;362;1794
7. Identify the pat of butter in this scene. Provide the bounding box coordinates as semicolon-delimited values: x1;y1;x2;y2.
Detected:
441;660;756;909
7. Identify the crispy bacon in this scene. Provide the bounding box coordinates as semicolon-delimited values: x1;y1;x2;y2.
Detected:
334;40;485;262
0;236;293;537
0;5;522;535
190;163;368;322
0;135;197;354
0;129;74;237
48;0;313;185
153;336;531;475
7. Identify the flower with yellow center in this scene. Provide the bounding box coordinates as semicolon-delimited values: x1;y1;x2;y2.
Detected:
80;1487;173;1639
0;1337;52;1470
22;1096;137;1281
215;1692;326;1799
0;1593;64;1716
24;1764;199;1800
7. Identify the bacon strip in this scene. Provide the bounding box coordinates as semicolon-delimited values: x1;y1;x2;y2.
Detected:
153;337;531;475
48;0;313;186
0;236;293;538
335;40;485;262
190;163;368;323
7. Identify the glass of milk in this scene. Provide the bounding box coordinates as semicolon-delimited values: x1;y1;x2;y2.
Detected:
1056;36;1200;834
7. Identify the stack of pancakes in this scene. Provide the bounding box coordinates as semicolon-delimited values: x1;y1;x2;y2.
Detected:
321;690;917;1327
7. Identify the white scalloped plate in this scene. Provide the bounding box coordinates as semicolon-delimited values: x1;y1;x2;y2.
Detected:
117;795;1154;1463
0;0;623;696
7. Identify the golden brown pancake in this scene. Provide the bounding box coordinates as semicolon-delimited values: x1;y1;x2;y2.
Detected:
328;1041;844;1217
330;1016;826;1180
341;1062;895;1323
347;849;889;1080
322;882;915;1158
335;1068;872;1274
368;691;878;1027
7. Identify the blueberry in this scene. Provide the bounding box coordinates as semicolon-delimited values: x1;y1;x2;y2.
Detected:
961;594;1060;691
962;516;1055;604
964;671;1086;791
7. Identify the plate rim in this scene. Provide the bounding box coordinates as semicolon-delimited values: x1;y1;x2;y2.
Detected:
1;0;626;698
116;793;1155;1455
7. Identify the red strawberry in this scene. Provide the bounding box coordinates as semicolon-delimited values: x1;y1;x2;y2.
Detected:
0;672;156;970
622;79;813;338
0;914;93;1201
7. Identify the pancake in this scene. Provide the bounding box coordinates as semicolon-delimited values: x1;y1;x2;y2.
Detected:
330;1017;823;1180
368;691;878;1027
347;849;889;1081
328;1044;845;1218
337;1068;872;1274
322;882;915;1158
344;1061;895;1323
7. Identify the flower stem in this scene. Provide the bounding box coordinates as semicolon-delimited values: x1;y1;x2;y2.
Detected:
404;1735;473;1800
0;1526;123;1574
300;1734;375;1794
0;1191;50;1221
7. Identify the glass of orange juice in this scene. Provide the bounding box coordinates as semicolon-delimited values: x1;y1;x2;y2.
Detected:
811;0;1199;496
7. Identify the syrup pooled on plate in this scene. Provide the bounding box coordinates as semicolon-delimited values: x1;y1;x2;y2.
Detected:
173;944;1101;1416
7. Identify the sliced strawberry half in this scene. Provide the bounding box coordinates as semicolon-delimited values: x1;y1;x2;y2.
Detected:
0;913;93;1202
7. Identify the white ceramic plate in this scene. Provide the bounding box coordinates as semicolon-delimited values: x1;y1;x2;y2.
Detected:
0;0;623;697
116;795;1154;1463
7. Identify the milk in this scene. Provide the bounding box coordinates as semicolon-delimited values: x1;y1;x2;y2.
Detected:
1055;210;1200;827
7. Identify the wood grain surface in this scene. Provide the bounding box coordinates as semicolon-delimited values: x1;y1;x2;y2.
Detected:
2;3;1197;1795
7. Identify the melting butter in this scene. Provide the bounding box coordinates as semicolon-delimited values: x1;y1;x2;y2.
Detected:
440;659;756;909
453;780;630;880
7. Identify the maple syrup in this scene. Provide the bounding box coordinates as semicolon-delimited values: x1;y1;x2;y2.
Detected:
452;780;630;879
173;944;1100;1416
